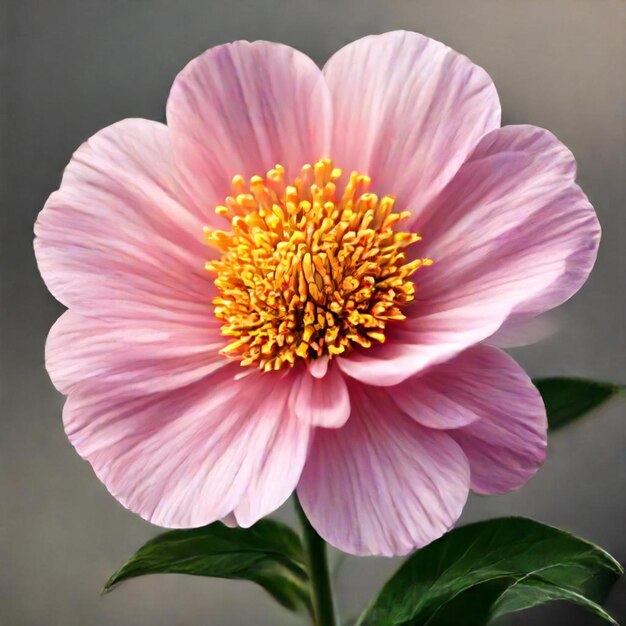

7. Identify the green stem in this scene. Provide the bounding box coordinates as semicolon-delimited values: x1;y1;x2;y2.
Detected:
294;496;339;626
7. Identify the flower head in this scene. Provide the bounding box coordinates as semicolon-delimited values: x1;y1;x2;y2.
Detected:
35;32;600;556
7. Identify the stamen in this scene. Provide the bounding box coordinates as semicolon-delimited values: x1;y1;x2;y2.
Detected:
205;159;432;372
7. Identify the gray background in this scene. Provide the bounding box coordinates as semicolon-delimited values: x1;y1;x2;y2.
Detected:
1;1;624;624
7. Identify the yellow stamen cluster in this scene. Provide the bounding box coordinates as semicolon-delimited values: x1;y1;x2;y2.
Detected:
205;159;432;372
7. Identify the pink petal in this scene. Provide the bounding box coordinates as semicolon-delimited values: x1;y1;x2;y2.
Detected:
416;151;600;323
290;364;350;428
389;345;531;429
307;356;329;379
467;124;576;181
297;382;470;556
34;119;211;321
46;311;227;395
340;137;599;386
167;41;332;217
337;298;511;387
324;31;500;213
448;346;547;494
487;313;558;348
464;125;599;341
64;368;310;528
221;514;238;528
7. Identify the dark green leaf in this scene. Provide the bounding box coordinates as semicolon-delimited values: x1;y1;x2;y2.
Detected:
534;377;624;431
104;519;311;614
358;517;622;626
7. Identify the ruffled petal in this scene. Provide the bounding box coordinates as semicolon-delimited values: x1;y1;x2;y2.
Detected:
467;124;576;181
324;31;500;213
290;363;350;428
297;382;470;556
448;346;547;494
46;310;227;395
339;134;599;385
167;40;332;216
464;125;599;342
34;119;211;321
416;142;600;323
64;368;310;528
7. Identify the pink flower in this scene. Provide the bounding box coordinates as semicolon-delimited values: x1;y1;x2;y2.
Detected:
35;32;600;557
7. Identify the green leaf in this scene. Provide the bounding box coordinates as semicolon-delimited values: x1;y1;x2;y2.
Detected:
534;377;624;431
357;517;622;626
104;519;311;614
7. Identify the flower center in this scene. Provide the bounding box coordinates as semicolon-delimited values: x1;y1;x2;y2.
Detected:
205;159;431;372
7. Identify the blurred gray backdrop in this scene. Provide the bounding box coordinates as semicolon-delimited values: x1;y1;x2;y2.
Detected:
1;1;624;624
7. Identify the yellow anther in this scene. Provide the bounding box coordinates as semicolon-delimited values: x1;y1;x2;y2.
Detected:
204;159;432;371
